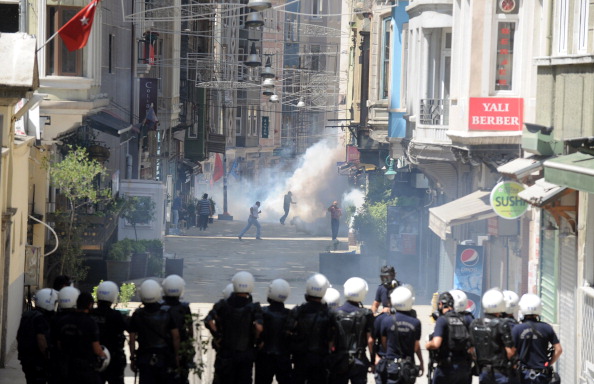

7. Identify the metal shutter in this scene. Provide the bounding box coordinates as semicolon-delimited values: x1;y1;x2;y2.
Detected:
540;229;558;323
558;236;577;383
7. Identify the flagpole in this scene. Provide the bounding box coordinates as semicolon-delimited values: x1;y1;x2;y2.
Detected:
37;31;60;53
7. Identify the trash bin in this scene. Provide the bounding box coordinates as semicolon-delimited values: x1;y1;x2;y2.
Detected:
165;257;184;277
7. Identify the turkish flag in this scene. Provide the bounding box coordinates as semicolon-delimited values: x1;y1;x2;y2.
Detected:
212;154;224;183
58;0;101;52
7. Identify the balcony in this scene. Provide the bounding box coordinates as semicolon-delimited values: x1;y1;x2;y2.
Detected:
413;99;451;145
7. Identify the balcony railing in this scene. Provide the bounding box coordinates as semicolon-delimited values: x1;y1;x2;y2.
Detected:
419;98;449;126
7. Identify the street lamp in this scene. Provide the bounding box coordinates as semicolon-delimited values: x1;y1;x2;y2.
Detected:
296;98;305;108
384;156;396;180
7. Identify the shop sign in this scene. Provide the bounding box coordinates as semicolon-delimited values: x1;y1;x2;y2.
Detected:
490;181;527;219
469;97;523;131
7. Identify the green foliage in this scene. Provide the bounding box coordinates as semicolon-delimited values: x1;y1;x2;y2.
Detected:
92;280;136;307
121;196;156;241
107;238;142;261
174;312;210;379
107;239;164;276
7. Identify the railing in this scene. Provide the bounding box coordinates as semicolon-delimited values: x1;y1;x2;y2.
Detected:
419;98;449;126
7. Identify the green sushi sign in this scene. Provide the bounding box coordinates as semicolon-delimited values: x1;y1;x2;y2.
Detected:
490;181;527;219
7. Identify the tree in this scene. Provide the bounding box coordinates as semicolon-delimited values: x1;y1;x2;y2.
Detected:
121;196;156;241
48;146;111;280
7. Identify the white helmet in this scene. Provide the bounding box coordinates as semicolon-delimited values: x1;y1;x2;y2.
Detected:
138;279;162;303
322;287;341;309
519;293;542;316
97;281;119;304
482;289;506;314
305;273;330;298
96;345;111;372
35;288;58;312
222;283;234;299
162;274;186;298
267;279;291;303
58;286;80;309
390;286;414;311
450;289;468;313
232;271;255;293
343;277;368;303
502;290;520;315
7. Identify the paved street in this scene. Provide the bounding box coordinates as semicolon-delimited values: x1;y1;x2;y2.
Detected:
0;218;476;384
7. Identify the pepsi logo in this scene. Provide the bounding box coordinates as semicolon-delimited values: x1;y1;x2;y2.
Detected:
467;299;476;313
460;248;479;266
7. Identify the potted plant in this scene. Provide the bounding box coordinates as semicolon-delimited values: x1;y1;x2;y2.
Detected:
106;239;137;284
93;281;136;316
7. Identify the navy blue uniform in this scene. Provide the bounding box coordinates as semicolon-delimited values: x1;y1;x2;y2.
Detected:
431;314;472;384
512;320;559;384
255;301;292;384
378;311;421;384
373;312;390;384
469;314;515;384
90;303;127;384
17;309;53;384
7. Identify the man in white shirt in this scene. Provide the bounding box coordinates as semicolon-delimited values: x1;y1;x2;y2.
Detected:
238;201;262;240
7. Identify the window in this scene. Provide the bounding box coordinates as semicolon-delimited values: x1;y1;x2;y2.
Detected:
249;108;258;136
380;17;391;99
236;107;242;135
108;34;114;73
312;0;323;17
577;0;589;53
311;45;321;71
46;6;83;76
0;3;19;32
557;0;569;54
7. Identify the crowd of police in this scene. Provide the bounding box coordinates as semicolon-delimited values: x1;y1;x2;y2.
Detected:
16;266;563;384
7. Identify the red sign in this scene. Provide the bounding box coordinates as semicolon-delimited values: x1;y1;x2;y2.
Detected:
469;97;523;131
346;145;360;163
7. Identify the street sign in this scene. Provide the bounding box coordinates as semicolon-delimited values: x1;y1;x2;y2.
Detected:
262;116;269;138
490;181;527;219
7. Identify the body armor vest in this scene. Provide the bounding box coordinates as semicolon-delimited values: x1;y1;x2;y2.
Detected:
136;308;171;350
163;302;192;340
293;308;330;354
332;309;370;355
220;303;255;352
471;317;508;368
262;306;289;355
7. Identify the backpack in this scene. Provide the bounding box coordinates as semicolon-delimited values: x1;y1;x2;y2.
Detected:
445;311;471;353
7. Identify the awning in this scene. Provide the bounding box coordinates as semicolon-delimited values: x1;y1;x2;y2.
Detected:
429;190;497;240
86;111;132;137
517;178;566;207
497;156;546;179
544;151;594;194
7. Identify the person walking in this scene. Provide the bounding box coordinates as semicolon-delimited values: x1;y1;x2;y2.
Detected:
279;191;296;225
205;271;263;384
328;201;342;243
255;279;292;384
469;289;517;384
377;286;424;384
128;279;180;384
286;273;332;384
16;288;58;384
90;281;127;384
238;201;262;240
327;277;374;384
512;294;562;384
197;193;213;231
171;192;182;233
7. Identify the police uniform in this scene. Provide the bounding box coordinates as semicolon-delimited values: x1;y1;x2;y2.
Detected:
512;320;560;384
90;302;128;384
53;310;102;384
469;314;515;384
162;297;194;384
373;312;390;384
129;302;179;384
286;300;332;384
431;313;472;384
255;300;292;384
379;310;421;384
17;308;53;384
211;294;263;384
328;301;374;384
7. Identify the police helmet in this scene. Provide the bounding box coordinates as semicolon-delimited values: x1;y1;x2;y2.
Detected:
502;290;520;315
35;288;58;312
232;271;255;293
96;281;119;304
58;286;80;309
449;289;468;313
222;283;234;299
390;286;415;311
162;274;186;298
322;287;341;309
380;265;396;284
267;279;291;303
482;289;506;314
96;345;111;372
343;277;368;303
438;291;454;309
138;279;162;303
305;273;330;298
519;293;542;316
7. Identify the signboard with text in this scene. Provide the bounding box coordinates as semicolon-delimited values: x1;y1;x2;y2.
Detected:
490;181;527;219
262;116;269;139
469;97;523;131
454;245;484;318
139;78;158;123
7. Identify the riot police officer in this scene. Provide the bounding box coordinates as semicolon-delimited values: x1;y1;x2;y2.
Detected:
206;271;263;384
162;274;194;384
469;289;517;384
371;266;400;314
328;277;374;384
323;287;342;310
450;289;475;326
17;288;58;384
255;279;292;384
512;294;562;384
426;292;472;384
286;273;332;384
90;281;127;384
377;286;423;384
502;290;520;327
129;279;180;384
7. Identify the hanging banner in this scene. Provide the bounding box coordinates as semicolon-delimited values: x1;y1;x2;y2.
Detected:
262;116;269;138
454;244;484;318
139;78;158;123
